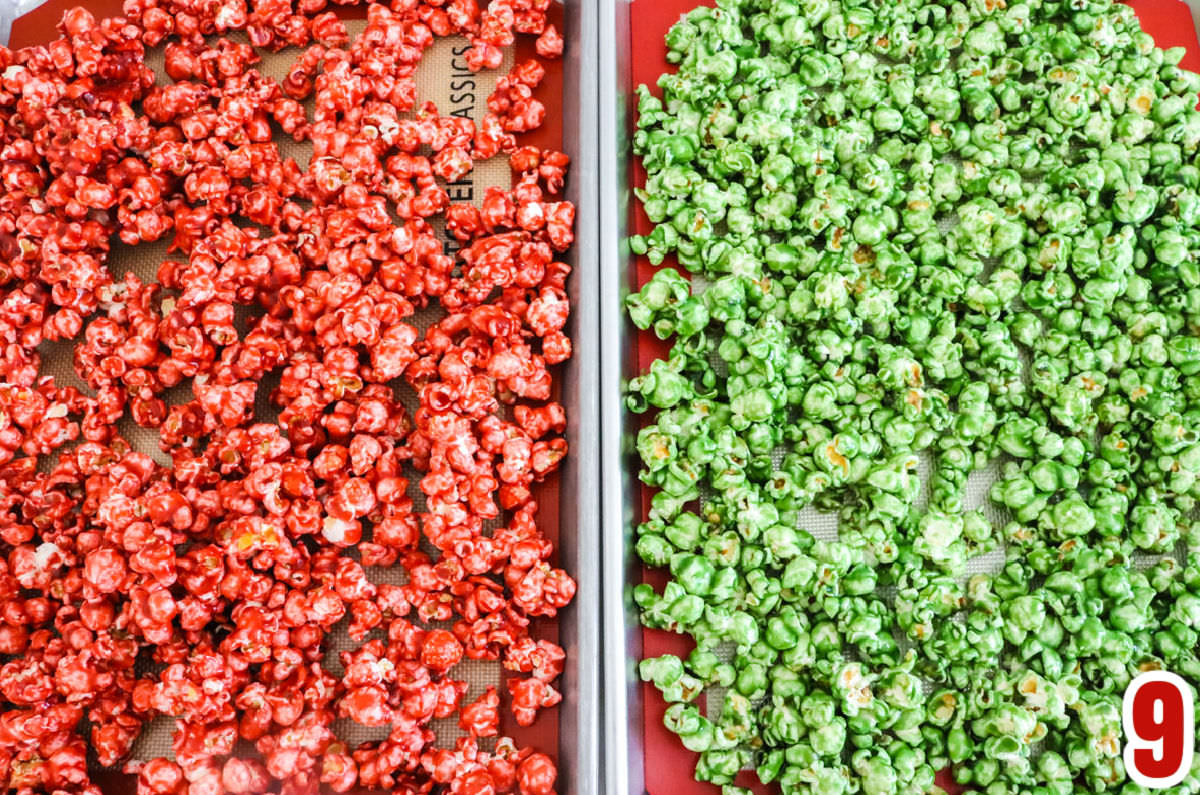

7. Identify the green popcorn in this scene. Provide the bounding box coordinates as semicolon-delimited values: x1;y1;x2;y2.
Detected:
636;531;673;567
628;358;692;411
664;703;717;752
671;553;717;595
695;749;749;785
809;716;847;757
761;700;804;745
855;754;898;795
1047;495;1097;538
629;0;1200;789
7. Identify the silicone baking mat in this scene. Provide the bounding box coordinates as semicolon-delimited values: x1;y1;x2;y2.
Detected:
626;1;1200;793
9;1;569;791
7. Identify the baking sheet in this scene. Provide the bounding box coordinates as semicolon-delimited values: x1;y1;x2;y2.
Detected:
600;1;1200;793
7;1;600;792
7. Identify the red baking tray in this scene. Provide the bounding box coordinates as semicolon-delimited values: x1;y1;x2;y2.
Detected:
7;2;597;794
625;1;1200;793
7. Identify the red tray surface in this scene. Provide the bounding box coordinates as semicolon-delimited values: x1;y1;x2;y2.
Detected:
627;2;1200;793
9;2;568;794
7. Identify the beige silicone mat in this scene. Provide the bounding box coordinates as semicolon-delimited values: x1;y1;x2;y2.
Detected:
31;21;520;765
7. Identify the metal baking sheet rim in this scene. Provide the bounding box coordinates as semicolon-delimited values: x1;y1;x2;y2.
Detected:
599;1;642;794
598;2;1200;795
558;2;603;793
0;2;601;794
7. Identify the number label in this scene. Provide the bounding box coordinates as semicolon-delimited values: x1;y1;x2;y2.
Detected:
1123;671;1194;788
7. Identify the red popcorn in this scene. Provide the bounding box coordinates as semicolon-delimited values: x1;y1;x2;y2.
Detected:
507;676;561;728
518;752;558;795
534;25;562;59
0;0;574;791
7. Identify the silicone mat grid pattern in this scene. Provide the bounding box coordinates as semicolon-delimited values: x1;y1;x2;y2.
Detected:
29;20;520;765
